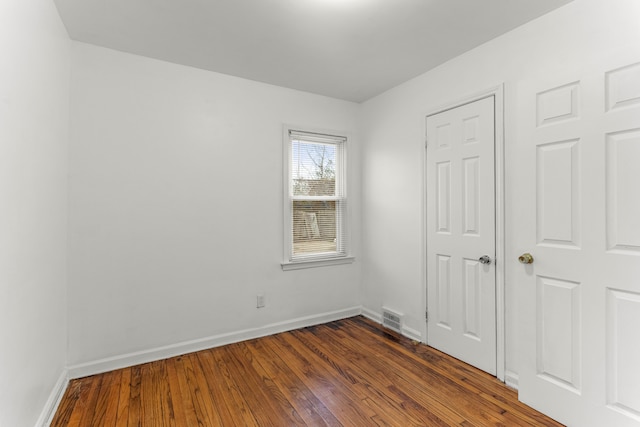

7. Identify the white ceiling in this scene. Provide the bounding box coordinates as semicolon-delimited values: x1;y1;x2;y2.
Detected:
54;0;572;103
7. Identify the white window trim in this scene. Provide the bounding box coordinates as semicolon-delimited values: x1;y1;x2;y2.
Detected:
281;125;354;270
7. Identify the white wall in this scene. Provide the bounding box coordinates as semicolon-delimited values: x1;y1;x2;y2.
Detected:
360;0;640;380
0;1;70;425
67;43;361;368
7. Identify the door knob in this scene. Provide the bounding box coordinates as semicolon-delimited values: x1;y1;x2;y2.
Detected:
479;255;492;265
518;253;534;264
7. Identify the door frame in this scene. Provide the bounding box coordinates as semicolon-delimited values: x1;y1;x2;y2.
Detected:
421;84;506;382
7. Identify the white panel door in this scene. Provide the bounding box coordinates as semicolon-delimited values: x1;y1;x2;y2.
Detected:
515;61;640;426
426;96;496;375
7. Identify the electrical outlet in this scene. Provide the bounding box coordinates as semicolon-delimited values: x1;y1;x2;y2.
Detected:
256;294;265;308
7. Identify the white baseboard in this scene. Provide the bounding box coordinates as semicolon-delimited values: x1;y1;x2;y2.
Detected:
68;306;362;379
35;369;68;427
402;325;422;342
504;370;519;390
361;306;423;342
361;306;382;323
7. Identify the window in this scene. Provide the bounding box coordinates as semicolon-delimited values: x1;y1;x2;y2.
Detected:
282;127;353;269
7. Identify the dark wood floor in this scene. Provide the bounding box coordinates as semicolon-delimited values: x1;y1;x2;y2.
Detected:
51;316;563;426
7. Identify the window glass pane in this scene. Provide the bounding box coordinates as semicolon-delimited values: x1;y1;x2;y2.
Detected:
292;140;336;197
292;200;337;255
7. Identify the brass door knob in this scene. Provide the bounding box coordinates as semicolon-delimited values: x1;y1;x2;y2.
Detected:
518;253;534;264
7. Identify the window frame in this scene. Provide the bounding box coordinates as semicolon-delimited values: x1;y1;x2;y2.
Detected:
281;125;354;270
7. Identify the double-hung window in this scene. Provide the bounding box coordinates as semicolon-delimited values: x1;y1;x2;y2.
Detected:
282;127;353;269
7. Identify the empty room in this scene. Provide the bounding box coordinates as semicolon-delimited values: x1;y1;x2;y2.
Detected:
1;0;639;425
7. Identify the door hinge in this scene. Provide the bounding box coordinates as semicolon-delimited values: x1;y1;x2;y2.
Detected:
425;311;428;321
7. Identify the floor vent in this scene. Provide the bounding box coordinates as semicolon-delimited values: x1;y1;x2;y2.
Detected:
382;307;403;333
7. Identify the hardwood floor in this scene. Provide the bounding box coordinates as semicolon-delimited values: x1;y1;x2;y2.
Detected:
51;316;563;426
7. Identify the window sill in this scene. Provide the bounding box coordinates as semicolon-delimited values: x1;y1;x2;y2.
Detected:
281;256;355;271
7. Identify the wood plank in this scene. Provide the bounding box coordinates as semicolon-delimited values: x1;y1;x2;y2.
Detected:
114;367;131;427
65;377;98;427
167;356;199;426
246;337;340;426
345;317;563;426
164;357;190;426
205;347;260;426
50;377;91;427
192;350;241;427
51;316;564;427
312;322;480;420
229;341;307;426
305;324;461;425
140;359;176;426
173;354;212;425
77;375;103;427
216;344;287;426
271;330;380;425
88;369;116;425
333;319;546;426
185;352;224;425
127;365;142;426
102;369;122;426
295;325;453;426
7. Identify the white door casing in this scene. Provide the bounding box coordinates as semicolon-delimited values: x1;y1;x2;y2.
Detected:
426;96;497;375
515;60;640;426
